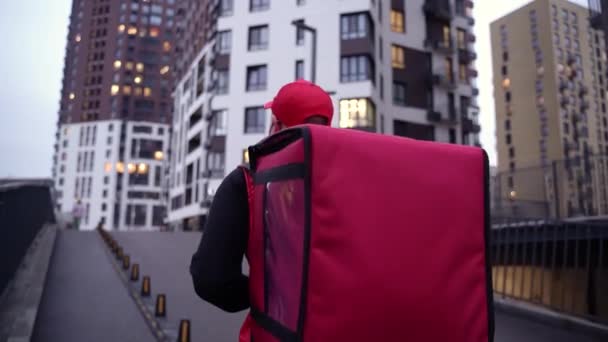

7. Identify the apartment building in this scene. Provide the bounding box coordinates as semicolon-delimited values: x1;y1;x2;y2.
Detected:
168;0;479;230
491;0;608;219
52;0;176;230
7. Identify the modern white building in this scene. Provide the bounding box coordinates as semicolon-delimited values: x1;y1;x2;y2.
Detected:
55;121;169;230
168;0;479;230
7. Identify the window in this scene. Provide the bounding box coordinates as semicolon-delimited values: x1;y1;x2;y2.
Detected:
390;9;404;33
505;92;512;102
248;25;269;51
458;62;468;83
455;0;465;16
509;147;515;158
297;0;305;5
246;65;268;91
341;13;369;40
217;69;229;94
446;57;454;82
220;0;233;16
244;107;266;133
505;120;511;131
506;134;512;145
391;45;405;69
250;0;270;12
339;98;376;130
209;110;228;136
207;152;225;178
449;129;457;143
340;55;373;82
295;60;304;80
393;82;406;106
503;52;508;62
502;65;507;76
457;29;466;50
217;30;232;54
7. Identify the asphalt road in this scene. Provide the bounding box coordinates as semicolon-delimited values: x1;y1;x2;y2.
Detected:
113;231;246;342
31;230;604;341
32;230;154;342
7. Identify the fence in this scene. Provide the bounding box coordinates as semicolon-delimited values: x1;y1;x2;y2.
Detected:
0;181;56;294
491;222;608;324
491;155;608;223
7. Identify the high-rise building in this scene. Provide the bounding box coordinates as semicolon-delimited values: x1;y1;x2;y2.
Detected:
589;0;608;48
168;0;480;230
491;0;608;219
52;0;177;230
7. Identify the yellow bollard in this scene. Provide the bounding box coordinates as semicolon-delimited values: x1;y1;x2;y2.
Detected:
130;263;140;281
177;320;190;342
141;276;151;297
155;294;166;317
123;255;130;270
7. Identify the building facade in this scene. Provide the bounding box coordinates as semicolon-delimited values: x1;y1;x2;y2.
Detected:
491;0;608;220
52;0;176;230
168;0;479;230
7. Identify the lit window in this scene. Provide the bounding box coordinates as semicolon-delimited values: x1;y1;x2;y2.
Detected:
144;87;152;97
127;26;138;35
75;34;82;42
154;151;164;160
118;24;126;33
127;163;136;174
391;45;405;69
111;84;120;95
134;76;143;84
123;85;132;95
390;10;404;33
104;162;112;173
125;62;134;70
160;65;170;75
134;87;143;96
339;98;376;130
149;27;160;37
509;190;517;199
163;41;171;52
138;163;148;174
139;28;147;37
136;63;144;72
243;149;250;164
457;29;466;49
116;162;125;173
69;92;76;100
114;60;122;69
502;78;511;88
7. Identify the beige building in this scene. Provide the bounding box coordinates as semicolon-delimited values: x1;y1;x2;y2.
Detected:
491;0;608;219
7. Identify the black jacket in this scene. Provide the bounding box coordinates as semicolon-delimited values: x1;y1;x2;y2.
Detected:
189;168;250;313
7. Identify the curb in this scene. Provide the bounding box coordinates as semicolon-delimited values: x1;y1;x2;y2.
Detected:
0;225;58;341
494;296;608;339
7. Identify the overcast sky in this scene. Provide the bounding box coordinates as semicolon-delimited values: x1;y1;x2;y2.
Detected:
0;0;589;178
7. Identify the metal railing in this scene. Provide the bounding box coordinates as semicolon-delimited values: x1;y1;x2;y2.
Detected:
490;222;608;324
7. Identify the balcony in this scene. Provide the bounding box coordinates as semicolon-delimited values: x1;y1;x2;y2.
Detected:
432;73;457;90
468;68;478;79
424;37;454;55
579;85;588;97
560;97;570;108
423;0;453;21
462;118;481;134
458;48;477;63
427;110;442;122
580;101;590;112
590;12;603;30
559;80;568;92
472;87;479;96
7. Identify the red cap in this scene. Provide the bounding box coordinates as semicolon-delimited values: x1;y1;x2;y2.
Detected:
264;79;333;127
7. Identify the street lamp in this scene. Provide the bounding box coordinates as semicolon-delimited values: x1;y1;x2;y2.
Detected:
291;20;317;83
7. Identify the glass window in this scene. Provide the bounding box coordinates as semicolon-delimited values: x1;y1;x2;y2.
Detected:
220;0;233;16
339;98;376;130
341;13;369;40
209;110;228;136
340;55;373;83
246;65;268;91
250;0;270;12
457;29;466;50
390;10;404;33
244;107;266;133
393;82;406;106
248;25;269;51
213;69;228;95
217;30;232;54
391;44;405;69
